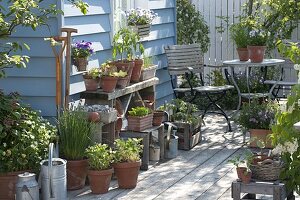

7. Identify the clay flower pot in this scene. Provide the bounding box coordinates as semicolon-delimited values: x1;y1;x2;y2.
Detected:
153;111;165;126
247;46;266;63
236;167;247;179
0;171;28;200
113;161;141;189
236;48;249;61
74;57;88;71
87;168;113;194
67;159;89;190
131;59;143;82
117;76;129;89
84;77;99;91
114;60;134;80
88;112;101;122
100;76;118;93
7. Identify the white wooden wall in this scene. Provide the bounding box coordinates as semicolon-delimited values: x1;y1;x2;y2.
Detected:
191;0;300;67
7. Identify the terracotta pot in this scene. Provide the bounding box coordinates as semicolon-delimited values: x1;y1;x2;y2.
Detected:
88;112;101;122
153;111;165;126
236;48;249;61
131;59;143;82
115;117;123;132
249;129;272;148
74;57;88;71
240;170;252;184
113;161;141;189
67;159;89;190
87;168;113;194
0;171;27;200
84;76;99;91
114;60;134;80
100;76;118;93
117;76;129;89
127;113;153;132
236;167;247;179
247;46;266;63
115;99;123;116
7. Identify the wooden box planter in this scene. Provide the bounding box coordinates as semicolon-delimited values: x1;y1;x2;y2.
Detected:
127;113;153;132
131;24;151;38
173;121;202;150
140;65;157;81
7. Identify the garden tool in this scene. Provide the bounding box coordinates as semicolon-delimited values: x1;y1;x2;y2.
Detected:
61;28;78;109
164;122;178;159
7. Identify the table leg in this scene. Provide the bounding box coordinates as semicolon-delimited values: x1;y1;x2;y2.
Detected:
230;66;242;112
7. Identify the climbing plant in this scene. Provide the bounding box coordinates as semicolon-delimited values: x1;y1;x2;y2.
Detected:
0;0;89;78
176;0;210;53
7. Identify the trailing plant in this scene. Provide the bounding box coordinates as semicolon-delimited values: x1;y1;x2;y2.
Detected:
114;138;143;163
57;107;94;160
85;143;114;170
176;0;210;53
0;91;57;173
0;0;89;78
112;28;144;61
128;106;151;117
126;8;157;26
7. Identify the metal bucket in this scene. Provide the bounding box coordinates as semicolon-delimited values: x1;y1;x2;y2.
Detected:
40;143;67;200
164;123;178;159
149;145;160;161
16;172;39;200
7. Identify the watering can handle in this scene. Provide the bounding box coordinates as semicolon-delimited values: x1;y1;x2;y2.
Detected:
48;143;55;198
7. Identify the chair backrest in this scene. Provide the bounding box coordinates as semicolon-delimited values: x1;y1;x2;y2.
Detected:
164;44;204;75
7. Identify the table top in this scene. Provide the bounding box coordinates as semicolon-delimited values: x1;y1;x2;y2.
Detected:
223;59;285;66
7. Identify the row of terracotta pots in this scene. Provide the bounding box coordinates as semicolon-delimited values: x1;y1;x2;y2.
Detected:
237;46;266;63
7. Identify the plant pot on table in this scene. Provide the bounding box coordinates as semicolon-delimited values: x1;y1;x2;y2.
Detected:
74;57;88;71
114;60;134;82
140;65;157;81
247;46;266;63
83;75;100;91
153;110;165;126
236;48;249;61
131;59;143;82
100;76;118;93
127;113;153;132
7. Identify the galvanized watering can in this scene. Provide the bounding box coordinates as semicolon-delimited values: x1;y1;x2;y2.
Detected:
16;172;39;200
40;143;67;200
164;122;178;159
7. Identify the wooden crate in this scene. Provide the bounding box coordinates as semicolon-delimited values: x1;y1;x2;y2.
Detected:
173;122;202;150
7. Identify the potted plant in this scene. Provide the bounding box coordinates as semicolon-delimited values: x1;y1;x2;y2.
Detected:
85;143;114;194
113;138;143;189
140;55;157;81
112;28;145;83
57;107;95;190
83;67;101;91
72;40;94;71
229;22;249;61
99;62;119;93
237;99;278;148
127;106;153;131
126;8;157;37
228;152;253;184
247;29;268;63
0;92;57;200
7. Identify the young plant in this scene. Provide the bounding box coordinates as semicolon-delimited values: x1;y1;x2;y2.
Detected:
86;67;100;79
112;28;144;61
85;143;114;170
114;138;143;163
143;55;155;68
128;106;151;117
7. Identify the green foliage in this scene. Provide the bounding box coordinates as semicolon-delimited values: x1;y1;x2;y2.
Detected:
176;0;210;53
228;151;254;169
0;92;57;173
143;55;155;68
57;108;94;160
237;100;278;130
114;138;143;163
228;155;245;168
229;22;249;48
128;107;151;117
100;62;117;77
85;143;114;170
277;41;300;65
86;67;101;79
112;28;144;61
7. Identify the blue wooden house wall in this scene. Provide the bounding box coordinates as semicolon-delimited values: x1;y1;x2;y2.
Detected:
0;0;175;118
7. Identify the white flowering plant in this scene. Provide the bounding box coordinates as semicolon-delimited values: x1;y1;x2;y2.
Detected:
126;8;157;26
0;91;57;173
248;29;269;46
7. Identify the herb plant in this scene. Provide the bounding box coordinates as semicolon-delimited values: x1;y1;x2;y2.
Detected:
114;138;143;163
128;107;151;117
85;143;114;170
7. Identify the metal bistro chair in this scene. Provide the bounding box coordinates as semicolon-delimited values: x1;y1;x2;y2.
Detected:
164;44;234;132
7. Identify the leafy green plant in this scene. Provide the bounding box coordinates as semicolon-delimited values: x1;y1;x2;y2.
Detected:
128;107;151;117
0;92;57;173
176;0;210;53
143;55;155;68
112;28;144;61
57;108;94;160
114;138;143;163
237;100;278;130
229;22;249;48
85;67;101;79
228;155;246;168
100;62;118;77
85;143;114;170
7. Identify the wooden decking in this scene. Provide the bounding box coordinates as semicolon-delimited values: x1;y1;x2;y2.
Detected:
68;114;297;200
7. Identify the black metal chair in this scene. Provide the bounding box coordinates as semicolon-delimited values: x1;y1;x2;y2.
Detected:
164;44;234;132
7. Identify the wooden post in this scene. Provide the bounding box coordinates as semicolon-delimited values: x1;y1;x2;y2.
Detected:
61;28;77;109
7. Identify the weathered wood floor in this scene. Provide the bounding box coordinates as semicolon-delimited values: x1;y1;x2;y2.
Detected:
68;114;299;200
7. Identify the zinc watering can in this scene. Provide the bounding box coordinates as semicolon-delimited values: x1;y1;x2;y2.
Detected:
164;122;178;159
40;143;67;200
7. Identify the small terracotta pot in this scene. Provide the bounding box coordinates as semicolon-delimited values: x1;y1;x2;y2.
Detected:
74;57;88;71
0;171;28;200
84;76;99;91
117;76;129;89
100;76;118;93
236;48;249;61
131;59;143;82
240;171;252;184
114;60;134;79
87;168;113;194
236;167;247;179
153;111;165;126
113;161;141;189
115;117;123;132
88;112;101;122
247;46;266;63
67;159;89;190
